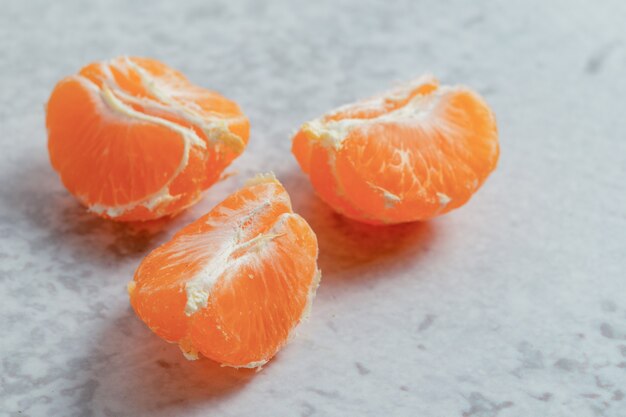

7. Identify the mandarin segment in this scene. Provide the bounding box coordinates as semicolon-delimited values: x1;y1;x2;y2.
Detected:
129;174;320;368
291;75;499;224
46;56;250;221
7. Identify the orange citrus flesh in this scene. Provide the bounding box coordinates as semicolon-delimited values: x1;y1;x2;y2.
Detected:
292;75;499;224
129;174;320;368
46;56;249;221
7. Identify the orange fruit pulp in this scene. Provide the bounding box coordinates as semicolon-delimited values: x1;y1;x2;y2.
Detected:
46;56;249;221
292;75;499;224
129;174;320;368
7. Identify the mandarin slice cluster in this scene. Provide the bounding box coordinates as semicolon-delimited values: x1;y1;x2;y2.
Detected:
292;75;499;224
46;56;249;221
129;175;320;368
46;57;499;369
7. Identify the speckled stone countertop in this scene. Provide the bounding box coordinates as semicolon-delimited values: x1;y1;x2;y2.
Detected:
1;0;625;416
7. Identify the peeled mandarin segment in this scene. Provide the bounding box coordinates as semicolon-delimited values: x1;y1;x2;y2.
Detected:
46;56;250;222
129;174;320;368
291;75;499;224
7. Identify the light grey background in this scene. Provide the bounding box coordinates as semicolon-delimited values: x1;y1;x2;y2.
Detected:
1;0;625;416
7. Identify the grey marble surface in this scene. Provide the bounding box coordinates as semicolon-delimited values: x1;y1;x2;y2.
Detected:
1;0;625;416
